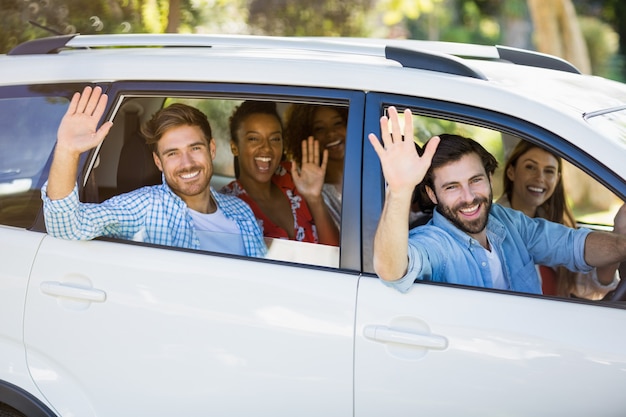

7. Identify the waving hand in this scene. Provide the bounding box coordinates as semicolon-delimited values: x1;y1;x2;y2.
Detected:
46;86;113;200
368;106;439;195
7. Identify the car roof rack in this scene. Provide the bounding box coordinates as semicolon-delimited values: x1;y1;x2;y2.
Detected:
6;33;578;78
299;37;581;74
385;46;486;80
495;45;580;74
8;34;79;55
7;33;488;80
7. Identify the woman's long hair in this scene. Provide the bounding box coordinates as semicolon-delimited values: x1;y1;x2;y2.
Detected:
502;141;578;296
503;141;576;227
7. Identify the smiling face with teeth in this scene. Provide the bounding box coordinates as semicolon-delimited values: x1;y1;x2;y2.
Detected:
232;112;284;185
153;124;216;213
426;153;493;243
505;146;560;218
311;106;347;162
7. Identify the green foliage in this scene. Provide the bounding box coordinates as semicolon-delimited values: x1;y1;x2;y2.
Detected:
579;15;620;80
0;0;34;53
0;0;148;53
0;0;214;54
376;0;438;26
403;0;501;44
246;0;374;37
412;115;503;163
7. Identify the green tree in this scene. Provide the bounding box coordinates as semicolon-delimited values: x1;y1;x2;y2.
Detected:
246;0;375;37
0;0;146;53
0;0;219;54
396;0;499;44
573;0;626;81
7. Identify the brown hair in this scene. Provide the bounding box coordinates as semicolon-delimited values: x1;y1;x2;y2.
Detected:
502;140;576;227
284;104;348;163
141;103;213;154
417;133;498;211
502;140;578;297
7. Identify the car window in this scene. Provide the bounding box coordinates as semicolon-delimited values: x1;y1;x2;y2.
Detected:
0;95;68;228
373;106;624;303
407;113;622;227
91;94;350;268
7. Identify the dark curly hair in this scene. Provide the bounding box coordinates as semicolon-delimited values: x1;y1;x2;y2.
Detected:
284;104;348;162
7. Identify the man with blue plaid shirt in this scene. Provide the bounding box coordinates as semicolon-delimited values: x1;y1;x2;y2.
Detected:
42;86;266;257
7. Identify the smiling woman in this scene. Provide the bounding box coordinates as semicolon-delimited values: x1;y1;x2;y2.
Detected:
220;100;340;246
496;140;621;299
284;104;349;229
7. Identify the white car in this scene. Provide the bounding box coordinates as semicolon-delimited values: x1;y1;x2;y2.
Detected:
1;33;626;417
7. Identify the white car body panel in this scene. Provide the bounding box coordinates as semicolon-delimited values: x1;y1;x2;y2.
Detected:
1;34;626;416
2;42;626;181
354;277;626;416
0;227;50;405
25;237;356;416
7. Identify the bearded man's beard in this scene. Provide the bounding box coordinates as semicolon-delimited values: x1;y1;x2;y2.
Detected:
436;190;492;235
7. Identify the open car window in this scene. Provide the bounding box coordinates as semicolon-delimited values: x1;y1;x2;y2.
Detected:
405;112;623;229
89;94;349;268
375;107;623;303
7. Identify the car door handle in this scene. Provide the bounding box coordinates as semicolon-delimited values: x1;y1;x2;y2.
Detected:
40;281;107;303
363;325;448;350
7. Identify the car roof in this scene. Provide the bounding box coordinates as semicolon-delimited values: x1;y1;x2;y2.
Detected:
3;33;626;178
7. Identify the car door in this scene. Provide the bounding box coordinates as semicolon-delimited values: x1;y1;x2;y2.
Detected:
354;94;626;416
27;238;357;416
24;83;366;416
0;85;87;410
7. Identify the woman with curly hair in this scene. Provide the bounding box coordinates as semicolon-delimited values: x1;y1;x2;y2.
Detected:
220;100;339;246
284;104;348;228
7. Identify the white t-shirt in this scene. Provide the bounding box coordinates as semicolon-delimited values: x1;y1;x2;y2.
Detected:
484;240;507;290
189;207;246;256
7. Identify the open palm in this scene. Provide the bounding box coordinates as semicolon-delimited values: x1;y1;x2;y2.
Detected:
368;106;439;194
291;136;327;201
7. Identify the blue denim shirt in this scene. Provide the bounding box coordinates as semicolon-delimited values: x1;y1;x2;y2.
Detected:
385;204;592;294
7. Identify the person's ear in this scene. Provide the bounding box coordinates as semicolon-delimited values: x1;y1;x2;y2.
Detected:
230;141;239;156
425;185;438;205
209;138;217;160
153;152;163;172
506;165;515;182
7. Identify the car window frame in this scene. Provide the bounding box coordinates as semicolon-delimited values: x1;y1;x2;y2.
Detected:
0;83;114;231
363;92;626;307
85;81;366;272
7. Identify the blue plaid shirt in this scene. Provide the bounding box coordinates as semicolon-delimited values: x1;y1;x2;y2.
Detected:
41;181;267;257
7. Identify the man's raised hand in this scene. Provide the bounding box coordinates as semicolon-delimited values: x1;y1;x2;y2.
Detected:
367;106;439;194
56;86;113;155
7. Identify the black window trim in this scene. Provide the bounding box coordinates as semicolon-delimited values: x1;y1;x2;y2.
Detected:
92;81;367;272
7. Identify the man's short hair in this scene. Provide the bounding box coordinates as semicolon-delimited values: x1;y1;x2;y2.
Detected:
142;103;213;153
418;133;498;209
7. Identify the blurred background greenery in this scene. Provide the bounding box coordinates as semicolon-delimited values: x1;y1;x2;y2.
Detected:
1;0;625;81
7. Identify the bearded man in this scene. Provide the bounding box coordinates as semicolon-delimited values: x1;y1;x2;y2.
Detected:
368;106;626;294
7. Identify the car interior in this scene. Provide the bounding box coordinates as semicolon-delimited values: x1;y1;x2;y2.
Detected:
86;94;347;267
